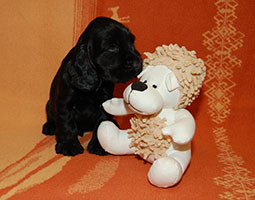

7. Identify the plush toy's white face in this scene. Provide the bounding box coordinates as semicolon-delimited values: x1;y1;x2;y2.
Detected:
123;65;181;115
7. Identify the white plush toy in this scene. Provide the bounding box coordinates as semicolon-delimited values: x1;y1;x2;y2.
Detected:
98;44;206;188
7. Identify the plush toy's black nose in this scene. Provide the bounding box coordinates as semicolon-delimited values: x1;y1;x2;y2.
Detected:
131;81;148;91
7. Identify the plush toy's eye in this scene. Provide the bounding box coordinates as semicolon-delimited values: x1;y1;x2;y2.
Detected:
143;80;147;84
152;84;157;89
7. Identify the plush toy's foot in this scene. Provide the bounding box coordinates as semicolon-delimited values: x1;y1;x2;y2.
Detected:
148;157;183;188
98;121;135;155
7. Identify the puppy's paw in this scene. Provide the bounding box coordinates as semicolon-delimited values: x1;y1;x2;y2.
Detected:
42;122;55;135
87;140;109;156
55;140;84;156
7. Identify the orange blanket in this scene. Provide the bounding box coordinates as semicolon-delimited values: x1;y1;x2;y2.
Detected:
0;0;254;199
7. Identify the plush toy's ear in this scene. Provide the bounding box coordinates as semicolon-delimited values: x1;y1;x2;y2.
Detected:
165;72;179;92
137;65;153;79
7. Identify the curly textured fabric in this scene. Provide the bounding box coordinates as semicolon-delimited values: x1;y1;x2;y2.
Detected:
128;114;171;160
143;44;206;109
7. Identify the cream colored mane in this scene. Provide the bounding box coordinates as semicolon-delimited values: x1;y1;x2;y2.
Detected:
143;44;206;109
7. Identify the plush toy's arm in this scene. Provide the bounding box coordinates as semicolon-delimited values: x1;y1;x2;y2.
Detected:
162;109;195;145
103;98;135;116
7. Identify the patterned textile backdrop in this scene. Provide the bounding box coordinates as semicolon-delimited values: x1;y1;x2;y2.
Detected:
0;0;254;199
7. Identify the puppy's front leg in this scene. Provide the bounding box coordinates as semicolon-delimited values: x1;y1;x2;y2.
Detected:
55;96;84;156
87;109;113;155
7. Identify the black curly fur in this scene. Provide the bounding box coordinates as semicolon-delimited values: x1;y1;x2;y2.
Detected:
42;17;142;156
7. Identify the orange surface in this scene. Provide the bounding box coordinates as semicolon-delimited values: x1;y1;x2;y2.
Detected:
0;0;255;199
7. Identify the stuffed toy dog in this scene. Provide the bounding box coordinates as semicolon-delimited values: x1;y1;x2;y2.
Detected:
98;44;206;187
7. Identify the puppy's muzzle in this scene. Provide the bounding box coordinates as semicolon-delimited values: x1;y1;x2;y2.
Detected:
131;81;148;91
124;53;142;71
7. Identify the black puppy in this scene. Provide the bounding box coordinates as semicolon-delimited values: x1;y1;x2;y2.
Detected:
42;17;142;156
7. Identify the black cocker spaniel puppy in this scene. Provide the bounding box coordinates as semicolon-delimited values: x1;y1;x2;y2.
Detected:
42;17;142;156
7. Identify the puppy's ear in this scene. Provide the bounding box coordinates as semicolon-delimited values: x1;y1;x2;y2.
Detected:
68;42;100;91
165;72;179;92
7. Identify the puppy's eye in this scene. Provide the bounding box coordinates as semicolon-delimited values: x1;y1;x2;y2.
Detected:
152;84;157;89
108;45;119;53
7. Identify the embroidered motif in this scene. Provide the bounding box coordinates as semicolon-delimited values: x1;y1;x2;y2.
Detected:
203;1;255;199
108;6;130;23
213;127;255;199
203;0;244;124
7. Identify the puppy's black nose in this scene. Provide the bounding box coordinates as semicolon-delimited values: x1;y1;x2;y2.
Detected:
131;81;147;91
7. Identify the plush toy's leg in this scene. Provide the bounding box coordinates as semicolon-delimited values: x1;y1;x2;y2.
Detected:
167;145;191;174
148;145;191;188
148;157;183;188
98;121;136;155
